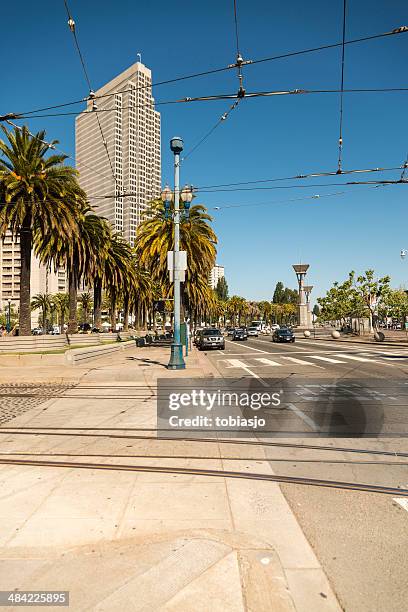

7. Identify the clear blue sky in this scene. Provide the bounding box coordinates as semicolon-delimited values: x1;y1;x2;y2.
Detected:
1;1;407;303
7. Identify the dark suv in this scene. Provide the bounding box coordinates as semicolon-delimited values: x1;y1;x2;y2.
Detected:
272;328;295;343
197;328;225;350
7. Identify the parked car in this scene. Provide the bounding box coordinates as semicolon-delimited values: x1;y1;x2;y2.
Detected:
232;328;248;341
272;328;295;343
247;326;259;337
32;327;44;335
78;323;92;333
271;324;280;331
50;325;60;335
196;328;225;350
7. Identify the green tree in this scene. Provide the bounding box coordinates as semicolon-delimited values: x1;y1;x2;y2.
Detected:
0;126;84;335
273;282;285;303
79;292;93;324
354;270;391;332
52;293;69;331
312;304;320;317
215;276;228;301
31;293;51;331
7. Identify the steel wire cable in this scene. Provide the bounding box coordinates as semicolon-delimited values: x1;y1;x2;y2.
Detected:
337;0;347;172
3;25;406;119
62;0;120;193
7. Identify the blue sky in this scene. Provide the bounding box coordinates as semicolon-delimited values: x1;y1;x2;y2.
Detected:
1;0;407;303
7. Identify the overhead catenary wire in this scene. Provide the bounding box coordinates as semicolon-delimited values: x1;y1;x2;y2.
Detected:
182;99;241;162
337;0;347;172
2;25;407;120
3;86;407;122
62;0;121;193
3;120;117;189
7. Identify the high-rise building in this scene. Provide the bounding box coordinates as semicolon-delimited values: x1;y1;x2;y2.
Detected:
75;61;161;244
209;264;225;290
0;232;67;326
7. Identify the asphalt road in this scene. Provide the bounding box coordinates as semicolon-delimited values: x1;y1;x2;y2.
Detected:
201;333;408;612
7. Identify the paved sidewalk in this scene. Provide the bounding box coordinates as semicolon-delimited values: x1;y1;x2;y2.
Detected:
0;346;341;611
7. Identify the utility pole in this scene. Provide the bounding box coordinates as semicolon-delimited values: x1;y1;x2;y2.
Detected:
168;137;186;370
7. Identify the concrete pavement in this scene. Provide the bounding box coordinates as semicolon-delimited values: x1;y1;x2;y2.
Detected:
0;345;341;611
203;334;408;611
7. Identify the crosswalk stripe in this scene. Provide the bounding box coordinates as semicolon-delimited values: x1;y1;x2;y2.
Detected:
332;353;374;363
255;357;282;367
281;356;323;367
308;355;346;364
226;359;250;368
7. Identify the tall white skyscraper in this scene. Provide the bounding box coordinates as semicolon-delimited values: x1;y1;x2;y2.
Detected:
75;61;161;244
209;264;225;290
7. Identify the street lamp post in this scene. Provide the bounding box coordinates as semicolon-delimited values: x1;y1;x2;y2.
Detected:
166;136;186;370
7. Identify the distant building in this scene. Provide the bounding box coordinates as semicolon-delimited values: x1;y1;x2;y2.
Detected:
209;264;225;290
75;61;161;245
0;232;67;326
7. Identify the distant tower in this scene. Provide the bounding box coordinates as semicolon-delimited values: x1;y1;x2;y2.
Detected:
292;264;312;328
76;60;161;245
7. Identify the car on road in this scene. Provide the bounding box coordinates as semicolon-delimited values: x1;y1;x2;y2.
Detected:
271;324;280;331
196;328;225;350
272;328;295;343
247;326;259;337
232;328;248;341
226;327;235;336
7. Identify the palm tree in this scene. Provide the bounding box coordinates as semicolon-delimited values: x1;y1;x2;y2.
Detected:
31;293;51;331
0;126;84;335
52;292;69;331
79;292;93;324
135;198;217;298
36;205;111;334
103;234;133;330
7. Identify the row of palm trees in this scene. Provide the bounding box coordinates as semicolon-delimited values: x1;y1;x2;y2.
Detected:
205;296;298;328
0;126;219;335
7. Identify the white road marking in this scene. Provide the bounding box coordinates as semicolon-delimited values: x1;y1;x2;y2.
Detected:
332;353;375;363
224;359;269;387
393;498;408;512
281;356;324;368
286;403;321;432
225;340;267;353
308;355;346;364
255;357;282;367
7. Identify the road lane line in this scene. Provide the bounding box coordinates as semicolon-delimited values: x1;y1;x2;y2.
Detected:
286;403;321;432
281;356;324;368
224;359;269;387
225;340;267;353
332;353;375;363
255;358;282;367
308;355;346;364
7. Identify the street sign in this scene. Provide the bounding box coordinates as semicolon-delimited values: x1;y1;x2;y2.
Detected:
167;251;187;271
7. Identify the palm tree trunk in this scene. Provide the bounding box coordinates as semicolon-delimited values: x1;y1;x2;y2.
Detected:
123;293;129;331
19;219;32;336
68;270;78;334
42;309;47;332
110;294;116;330
93;278;102;330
